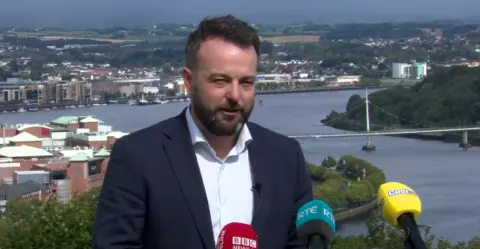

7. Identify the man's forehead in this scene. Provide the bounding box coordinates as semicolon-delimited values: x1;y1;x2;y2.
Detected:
197;68;256;79
198;38;256;55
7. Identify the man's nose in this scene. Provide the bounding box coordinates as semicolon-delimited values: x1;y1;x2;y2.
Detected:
226;82;241;101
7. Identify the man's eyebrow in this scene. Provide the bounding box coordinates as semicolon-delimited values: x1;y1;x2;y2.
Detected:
207;73;232;80
240;75;256;81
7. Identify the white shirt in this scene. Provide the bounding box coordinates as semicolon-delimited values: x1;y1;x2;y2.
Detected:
185;107;253;244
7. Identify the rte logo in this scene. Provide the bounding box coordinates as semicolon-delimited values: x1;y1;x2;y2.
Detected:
298;206;318;219
323;208;334;223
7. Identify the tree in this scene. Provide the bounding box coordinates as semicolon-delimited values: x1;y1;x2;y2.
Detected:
321;156;337;168
0;188;100;249
1;184;480;248
8;59;19;73
346;94;363;113
323;66;480;145
345;181;374;205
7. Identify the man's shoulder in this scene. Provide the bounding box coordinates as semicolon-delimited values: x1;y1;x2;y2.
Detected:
247;122;300;148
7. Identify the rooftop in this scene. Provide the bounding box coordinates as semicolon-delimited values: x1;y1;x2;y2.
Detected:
17;124;52;131
50;116;104;125
1;123;50;129
0;145;53;158
0;181;47;200
69;152;91;162
9;132;42;143
107;131;129;139
14;170;49;175
80;116;101;123
94;148;110;157
59;148;94;158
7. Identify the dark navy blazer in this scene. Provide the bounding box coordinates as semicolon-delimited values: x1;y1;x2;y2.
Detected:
92;108;313;249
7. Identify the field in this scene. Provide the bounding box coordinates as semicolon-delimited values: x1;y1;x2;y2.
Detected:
9;29;320;44
38;36;132;43
261;35;320;44
11;31;184;43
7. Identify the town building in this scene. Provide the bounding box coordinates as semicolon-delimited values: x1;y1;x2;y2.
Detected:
0;181;49;212
0;80;93;104
392;62;428;79
0;115;128;207
326;75;362;87
0;78;23;102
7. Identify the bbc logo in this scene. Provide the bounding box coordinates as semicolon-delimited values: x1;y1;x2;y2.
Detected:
232;236;257;248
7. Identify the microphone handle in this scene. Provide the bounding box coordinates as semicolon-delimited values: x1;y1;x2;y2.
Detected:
398;213;427;249
307;234;325;249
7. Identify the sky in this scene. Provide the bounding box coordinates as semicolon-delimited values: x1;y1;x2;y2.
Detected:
0;0;479;27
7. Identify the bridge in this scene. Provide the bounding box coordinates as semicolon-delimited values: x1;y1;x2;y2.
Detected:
288;88;477;151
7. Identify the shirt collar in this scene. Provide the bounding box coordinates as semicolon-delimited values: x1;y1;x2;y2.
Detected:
185;106;252;154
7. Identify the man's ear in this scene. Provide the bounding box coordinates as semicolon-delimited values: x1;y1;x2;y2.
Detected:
183;67;193;95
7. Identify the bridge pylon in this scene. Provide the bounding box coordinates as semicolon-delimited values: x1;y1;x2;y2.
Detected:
459;130;471;149
362;88;376;152
362;135;376;152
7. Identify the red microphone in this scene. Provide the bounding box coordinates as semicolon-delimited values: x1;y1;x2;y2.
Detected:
216;222;258;249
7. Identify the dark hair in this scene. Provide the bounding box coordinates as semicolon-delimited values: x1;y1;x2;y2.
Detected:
185;15;260;68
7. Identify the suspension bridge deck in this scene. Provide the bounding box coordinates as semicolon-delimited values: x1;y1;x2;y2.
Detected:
288;126;480;139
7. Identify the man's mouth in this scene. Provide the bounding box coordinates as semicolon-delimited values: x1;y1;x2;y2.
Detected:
220;109;239;116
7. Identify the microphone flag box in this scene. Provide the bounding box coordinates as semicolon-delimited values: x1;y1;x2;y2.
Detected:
296;200;335;244
377;182;422;229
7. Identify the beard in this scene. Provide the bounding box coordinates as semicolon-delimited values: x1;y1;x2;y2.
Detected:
190;90;253;136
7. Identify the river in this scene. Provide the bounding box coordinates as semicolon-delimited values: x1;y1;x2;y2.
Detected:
1;89;479;243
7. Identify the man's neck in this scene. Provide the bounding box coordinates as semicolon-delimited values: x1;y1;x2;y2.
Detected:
190;108;238;159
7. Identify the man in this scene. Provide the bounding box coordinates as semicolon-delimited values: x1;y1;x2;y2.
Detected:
93;15;313;249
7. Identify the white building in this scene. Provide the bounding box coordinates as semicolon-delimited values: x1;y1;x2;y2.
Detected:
413;62;427;79
392;62;428;79
392;63;412;79
256;74;291;84
142;86;159;95
327;75;362;87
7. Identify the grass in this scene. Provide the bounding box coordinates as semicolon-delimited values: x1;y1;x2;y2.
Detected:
261;35;320;44
12;29;320;44
38;36;131;43
11;31;184;43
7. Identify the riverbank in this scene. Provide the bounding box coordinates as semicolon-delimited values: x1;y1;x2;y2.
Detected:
335;199;377;222
256;85;386;95
0;85;390;114
307;155;386;221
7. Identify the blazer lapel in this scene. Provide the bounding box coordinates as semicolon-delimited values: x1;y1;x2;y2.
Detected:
248;126;273;238
162;109;215;249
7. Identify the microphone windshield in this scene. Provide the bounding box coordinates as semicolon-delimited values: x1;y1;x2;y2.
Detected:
216;222;258;249
296;200;336;245
377;182;422;229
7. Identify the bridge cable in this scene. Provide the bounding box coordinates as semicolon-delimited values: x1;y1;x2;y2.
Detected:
313;103;366;127
368;103;431;128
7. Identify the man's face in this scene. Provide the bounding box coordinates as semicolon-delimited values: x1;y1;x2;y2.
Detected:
184;38;257;136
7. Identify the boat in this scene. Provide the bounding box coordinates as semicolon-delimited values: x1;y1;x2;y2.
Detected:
137;96;149;106
153;96;169;105
128;100;137;106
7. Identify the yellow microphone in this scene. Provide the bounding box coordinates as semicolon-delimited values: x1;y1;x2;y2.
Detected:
377;182;426;249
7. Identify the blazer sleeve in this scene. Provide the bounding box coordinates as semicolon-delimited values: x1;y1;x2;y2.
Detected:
285;140;314;249
92;138;146;249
